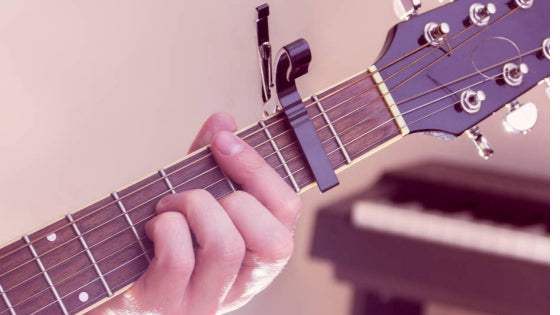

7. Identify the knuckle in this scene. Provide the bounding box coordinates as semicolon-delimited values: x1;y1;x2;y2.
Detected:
178;189;214;210
206;231;246;266
284;193;303;222
155;255;194;278
260;227;294;262
236;151;267;176
220;190;251;208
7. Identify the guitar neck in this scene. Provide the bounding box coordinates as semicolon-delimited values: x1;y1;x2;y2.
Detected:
0;67;402;315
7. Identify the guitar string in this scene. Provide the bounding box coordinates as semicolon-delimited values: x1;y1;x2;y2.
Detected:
0;6;532;292
0;40;539;303
0;22;535;289
26;250;153;315
2;10;544;315
0;12;538;286
0;8;479;264
0;8;497;262
0;69;499;313
3;236;152;313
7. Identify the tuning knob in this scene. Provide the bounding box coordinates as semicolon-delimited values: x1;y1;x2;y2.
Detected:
503;99;538;134
542;38;550;60
393;0;421;20
469;3;496;26
460;89;486;114
424;22;450;46
515;0;534;9
503;62;528;87
465;126;494;159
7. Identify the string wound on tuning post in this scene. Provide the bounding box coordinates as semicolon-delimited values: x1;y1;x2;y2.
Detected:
471;36;522;80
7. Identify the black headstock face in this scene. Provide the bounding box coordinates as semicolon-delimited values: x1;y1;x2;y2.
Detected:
374;0;549;136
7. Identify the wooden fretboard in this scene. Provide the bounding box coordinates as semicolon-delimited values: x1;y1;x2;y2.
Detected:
0;69;402;315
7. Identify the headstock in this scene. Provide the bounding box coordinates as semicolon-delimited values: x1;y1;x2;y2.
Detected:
374;0;549;151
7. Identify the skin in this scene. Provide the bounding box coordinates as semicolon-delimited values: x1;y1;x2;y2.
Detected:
89;113;302;314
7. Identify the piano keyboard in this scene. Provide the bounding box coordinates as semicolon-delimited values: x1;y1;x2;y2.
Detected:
351;201;549;265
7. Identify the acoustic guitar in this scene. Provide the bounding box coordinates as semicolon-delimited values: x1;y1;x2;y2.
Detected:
0;0;549;313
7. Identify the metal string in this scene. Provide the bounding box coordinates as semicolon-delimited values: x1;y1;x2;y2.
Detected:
0;12;464;263
1;44;542;314
0;38;540;301
1;40;541;306
0;5;532;298
26;250;153;315
3;238;152;313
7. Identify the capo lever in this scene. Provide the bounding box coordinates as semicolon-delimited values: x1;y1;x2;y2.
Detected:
256;4;273;103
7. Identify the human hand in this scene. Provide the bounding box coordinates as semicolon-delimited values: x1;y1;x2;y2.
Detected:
90;113;302;314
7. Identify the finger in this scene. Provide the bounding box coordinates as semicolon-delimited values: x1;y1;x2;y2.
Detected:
188;112;237;153
211;130;302;229
129;212;194;311
218;191;293;310
156;190;246;315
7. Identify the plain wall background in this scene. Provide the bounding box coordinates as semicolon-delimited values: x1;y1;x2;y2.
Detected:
0;1;549;314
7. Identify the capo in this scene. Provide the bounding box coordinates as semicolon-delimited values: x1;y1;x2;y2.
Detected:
275;39;339;193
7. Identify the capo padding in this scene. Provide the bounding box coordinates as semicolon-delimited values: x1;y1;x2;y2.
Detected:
275;39;339;193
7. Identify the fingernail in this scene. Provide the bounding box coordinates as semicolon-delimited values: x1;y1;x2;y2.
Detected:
156;194;172;211
214;131;243;156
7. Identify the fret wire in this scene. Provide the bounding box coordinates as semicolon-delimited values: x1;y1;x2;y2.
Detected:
28;248;154;315
0;11;491;263
312;94;352;165
4;233;153;313
111;192;151;264
0;283;16;315
158;169;176;194
22;235;69;315
258;120;300;192
67;254;154;315
66;214;113;297
219;168;237;193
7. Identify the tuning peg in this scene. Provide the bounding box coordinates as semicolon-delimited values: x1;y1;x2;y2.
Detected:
503;62;529;87
461;89;486;114
503;99;538;134
515;0;534;9
393;0;421;20
424;22;450;46
465;126;494;159
469;3;496;26
542;38;550;60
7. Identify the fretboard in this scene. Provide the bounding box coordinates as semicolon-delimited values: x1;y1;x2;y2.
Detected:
0;68;402;315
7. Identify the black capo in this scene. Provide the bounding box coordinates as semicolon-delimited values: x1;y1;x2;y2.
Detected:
275;39;339;193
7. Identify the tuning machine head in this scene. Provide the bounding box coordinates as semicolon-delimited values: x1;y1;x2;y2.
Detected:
503;62;529;87
542;38;550;60
460;89;486;114
503;99;538;134
469;3;497;26
424;22;450;46
466;126;494;159
393;0;421;20
515;0;534;9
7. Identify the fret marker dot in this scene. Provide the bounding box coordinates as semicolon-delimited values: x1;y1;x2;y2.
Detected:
79;292;89;302
46;233;57;242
